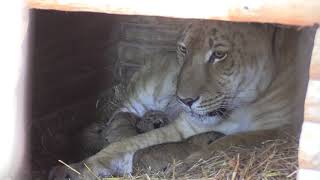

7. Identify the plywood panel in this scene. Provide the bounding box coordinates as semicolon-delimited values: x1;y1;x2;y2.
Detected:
27;0;320;26
299;28;320;179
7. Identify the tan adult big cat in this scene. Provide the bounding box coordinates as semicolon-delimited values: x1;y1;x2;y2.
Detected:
49;20;303;180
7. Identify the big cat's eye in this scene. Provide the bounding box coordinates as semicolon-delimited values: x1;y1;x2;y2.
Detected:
177;44;187;55
214;51;226;59
177;43;187;64
208;51;228;63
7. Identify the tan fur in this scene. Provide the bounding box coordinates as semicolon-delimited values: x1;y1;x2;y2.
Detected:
49;21;305;180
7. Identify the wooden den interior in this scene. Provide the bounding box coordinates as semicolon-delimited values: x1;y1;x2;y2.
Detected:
25;1;320;179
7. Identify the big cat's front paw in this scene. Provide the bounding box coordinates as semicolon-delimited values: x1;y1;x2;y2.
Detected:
48;161;111;180
48;152;134;180
48;163;83;180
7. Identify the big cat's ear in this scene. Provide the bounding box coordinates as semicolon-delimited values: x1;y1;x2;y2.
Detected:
176;23;192;65
177;22;193;40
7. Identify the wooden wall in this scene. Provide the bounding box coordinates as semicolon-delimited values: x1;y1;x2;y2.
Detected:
29;10;117;119
298;28;320;179
25;1;320;178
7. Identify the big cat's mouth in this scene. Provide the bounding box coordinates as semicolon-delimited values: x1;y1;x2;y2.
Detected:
207;107;228;117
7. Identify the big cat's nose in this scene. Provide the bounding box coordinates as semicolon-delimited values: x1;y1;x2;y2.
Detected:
178;96;200;107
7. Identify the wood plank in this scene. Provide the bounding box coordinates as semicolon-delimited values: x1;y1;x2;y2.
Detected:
304;80;320;123
299;122;320;170
0;1;27;179
27;0;320;26
310;65;320;80
298;169;320;180
299;28;320;178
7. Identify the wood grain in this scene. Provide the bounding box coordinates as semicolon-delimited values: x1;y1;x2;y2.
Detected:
299;28;320;178
27;0;320;26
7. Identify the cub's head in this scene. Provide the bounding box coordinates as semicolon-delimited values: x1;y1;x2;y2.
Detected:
176;21;275;121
